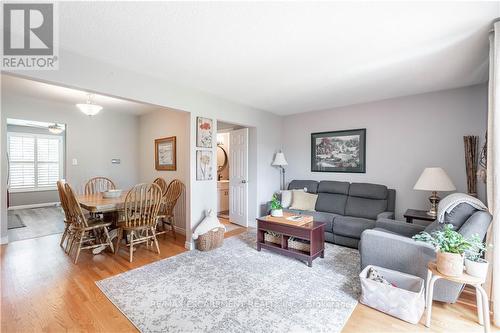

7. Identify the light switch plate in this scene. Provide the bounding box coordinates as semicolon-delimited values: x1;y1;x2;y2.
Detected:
72;158;78;166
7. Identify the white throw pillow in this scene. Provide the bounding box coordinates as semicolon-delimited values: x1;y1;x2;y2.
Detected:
192;209;226;240
280;189;302;208
289;191;318;211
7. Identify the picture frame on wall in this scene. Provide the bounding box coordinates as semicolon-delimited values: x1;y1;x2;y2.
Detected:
196;117;213;148
155;136;176;171
311;128;366;173
196;150;213;181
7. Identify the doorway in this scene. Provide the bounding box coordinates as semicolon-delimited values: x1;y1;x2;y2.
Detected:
216;121;248;231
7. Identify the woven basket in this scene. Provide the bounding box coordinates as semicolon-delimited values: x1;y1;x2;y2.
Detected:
288;238;310;252
196;227;225;251
264;232;281;244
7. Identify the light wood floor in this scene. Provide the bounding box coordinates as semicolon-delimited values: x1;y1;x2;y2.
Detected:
1;227;497;332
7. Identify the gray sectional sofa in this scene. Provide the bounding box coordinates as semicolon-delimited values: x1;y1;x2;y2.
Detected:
284;180;395;248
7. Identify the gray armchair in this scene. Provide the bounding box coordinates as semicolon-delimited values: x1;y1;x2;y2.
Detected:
360;207;492;303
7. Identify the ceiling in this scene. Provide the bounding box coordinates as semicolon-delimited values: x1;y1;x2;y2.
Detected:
44;2;500;114
1;75;159;116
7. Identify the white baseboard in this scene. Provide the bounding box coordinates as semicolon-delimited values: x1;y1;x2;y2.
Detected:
8;202;60;210
185;240;193;250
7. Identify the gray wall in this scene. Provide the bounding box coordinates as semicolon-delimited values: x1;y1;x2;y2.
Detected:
282;84;488;219
2;93;140;207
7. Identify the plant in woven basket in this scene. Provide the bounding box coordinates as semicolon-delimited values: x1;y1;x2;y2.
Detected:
269;194;283;217
412;224;477;276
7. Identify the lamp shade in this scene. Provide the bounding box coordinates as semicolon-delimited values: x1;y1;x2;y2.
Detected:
413;167;456;191
272;152;288;166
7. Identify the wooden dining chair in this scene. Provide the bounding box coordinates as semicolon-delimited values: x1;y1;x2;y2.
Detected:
157;179;184;240
115;183;163;262
84;176;116;195
64;183;114;264
57;180;72;249
153;177;168;197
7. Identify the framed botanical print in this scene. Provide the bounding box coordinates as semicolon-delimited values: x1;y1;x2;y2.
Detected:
311;128;366;173
196;150;213;181
155;136;176;171
196;117;213;148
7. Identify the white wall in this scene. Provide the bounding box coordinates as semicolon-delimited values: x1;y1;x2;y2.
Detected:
138;108;190;233
282;84;488;218
1;92;140;194
3;50;283;247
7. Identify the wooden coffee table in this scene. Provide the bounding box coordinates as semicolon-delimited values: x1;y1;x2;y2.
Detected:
256;213;325;267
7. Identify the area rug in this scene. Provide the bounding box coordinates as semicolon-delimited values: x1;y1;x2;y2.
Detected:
7;213;26;229
97;232;360;333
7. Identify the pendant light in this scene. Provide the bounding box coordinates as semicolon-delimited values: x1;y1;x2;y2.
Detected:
76;94;102;116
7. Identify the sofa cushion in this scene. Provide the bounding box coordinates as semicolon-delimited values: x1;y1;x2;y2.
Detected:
283;209;336;233
345;196;388;220
442;203;477;229
288;180;319;193
333;216;375;239
317;181;350;195
315;193;348;215
290;191;318;211
349;183;388;200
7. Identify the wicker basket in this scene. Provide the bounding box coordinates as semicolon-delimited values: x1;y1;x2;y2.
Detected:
264;232;281;244
288;238;310;252
196;227;225;251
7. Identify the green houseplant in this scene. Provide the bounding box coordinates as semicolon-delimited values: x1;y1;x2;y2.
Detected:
269;194;283;217
464;235;489;279
412;224;477;276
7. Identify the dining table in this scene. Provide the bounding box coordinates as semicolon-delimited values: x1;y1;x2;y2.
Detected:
77;191;129;224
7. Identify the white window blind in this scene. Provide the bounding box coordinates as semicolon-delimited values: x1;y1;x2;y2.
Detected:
8;133;63;191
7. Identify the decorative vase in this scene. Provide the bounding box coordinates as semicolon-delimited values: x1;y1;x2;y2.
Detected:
436;252;464;277
270;209;283;217
465;258;489;279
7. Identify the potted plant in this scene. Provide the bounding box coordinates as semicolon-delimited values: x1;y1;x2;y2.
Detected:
412;224;475;277
464;235;490;279
269;194;283;217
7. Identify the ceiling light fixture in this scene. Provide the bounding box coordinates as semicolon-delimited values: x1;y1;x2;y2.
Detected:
48;123;64;134
76;94;102;116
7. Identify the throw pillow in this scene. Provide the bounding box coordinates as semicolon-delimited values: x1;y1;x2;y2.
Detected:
280;189;303;208
290;190;318;211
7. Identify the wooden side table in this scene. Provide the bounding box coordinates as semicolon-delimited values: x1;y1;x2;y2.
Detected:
404;209;436;224
426;262;490;333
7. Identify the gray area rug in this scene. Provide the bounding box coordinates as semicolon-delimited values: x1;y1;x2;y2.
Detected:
97;232;360;333
7;213;26;229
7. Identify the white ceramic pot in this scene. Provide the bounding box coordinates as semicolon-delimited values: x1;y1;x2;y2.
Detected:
270;209;283;217
436;251;464;277
465;258;489;279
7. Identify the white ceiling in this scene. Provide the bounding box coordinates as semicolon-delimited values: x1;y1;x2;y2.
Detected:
1;75;159;116
55;2;499;114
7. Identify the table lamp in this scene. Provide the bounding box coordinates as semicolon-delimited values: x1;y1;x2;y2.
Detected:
413;167;456;217
272;151;288;190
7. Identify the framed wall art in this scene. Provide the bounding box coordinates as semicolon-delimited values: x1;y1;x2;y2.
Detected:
196;117;213;148
196;150;213;181
155;136;176;171
311;128;366;173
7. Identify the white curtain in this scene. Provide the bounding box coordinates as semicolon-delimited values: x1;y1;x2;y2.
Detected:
487;19;500;327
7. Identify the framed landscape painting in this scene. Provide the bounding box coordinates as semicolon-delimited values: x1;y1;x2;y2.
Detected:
196;117;213;148
155;136;176;171
311;129;366;173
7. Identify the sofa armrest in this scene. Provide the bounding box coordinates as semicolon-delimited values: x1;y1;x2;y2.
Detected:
360;229;435;281
375;218;426;237
377;211;394;220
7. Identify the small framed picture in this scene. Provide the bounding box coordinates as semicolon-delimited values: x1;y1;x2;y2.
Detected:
196;117;213;148
196;150;213;181
311;129;366;173
155;136;176;171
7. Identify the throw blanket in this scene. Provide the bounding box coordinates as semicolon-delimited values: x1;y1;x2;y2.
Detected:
192;209;226;240
437;193;488;223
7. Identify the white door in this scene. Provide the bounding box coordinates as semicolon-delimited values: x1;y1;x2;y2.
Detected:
229;128;248;227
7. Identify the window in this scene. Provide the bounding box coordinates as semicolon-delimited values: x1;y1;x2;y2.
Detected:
8;132;63;191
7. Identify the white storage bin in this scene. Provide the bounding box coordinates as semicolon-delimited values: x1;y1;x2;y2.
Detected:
359;265;425;324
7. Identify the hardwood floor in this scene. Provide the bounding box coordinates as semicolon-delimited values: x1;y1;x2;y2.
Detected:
1;227;497;332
